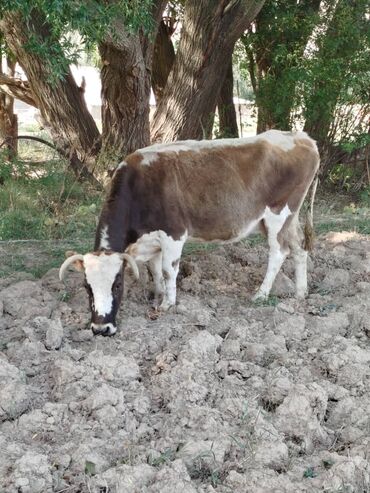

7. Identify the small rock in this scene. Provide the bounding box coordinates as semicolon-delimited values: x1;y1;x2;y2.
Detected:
12;452;52;493
221;339;241;359
278;302;295;314
45;318;64;350
0;382;30;421
356;281;370;293
177;296;213;326
254;440;289;471
321;269;350;290
183;331;222;361
271;272;295;296
0;280;56;319
93;464;155;492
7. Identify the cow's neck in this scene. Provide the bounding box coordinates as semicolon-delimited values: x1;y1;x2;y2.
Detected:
94;199;132;253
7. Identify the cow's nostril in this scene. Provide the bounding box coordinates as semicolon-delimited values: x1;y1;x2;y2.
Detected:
91;323;117;336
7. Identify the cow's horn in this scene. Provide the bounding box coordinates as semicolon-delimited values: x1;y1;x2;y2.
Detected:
59;254;84;281
121;253;139;280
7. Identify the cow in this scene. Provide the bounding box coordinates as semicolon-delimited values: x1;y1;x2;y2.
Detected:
59;130;320;336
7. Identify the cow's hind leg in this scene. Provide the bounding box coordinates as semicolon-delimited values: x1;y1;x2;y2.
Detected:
285;215;308;298
253;206;291;301
159;231;187;311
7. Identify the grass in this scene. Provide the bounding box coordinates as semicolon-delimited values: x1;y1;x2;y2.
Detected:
0;156;101;242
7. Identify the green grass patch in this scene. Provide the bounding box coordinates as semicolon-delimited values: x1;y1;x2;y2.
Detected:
0;157;102;241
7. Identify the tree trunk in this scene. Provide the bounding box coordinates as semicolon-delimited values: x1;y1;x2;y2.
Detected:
99;35;151;164
99;0;166;164
217;59;238;138
151;0;265;143
152;19;176;104
0;11;101;178
0;54;18;158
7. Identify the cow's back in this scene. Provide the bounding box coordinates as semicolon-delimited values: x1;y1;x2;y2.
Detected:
124;135;318;241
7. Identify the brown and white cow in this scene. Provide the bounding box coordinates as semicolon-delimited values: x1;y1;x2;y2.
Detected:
59;130;319;336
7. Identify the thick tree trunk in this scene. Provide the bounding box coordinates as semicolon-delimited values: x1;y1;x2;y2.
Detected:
0;11;101;178
152;19;176;104
99;35;151;163
217;59;238;138
99;0;166;164
151;0;265;142
0;55;18;158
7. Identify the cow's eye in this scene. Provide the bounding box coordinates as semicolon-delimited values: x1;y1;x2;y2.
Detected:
113;282;122;293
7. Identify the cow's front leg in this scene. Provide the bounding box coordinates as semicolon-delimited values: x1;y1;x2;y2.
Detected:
159;231;186;311
148;253;165;307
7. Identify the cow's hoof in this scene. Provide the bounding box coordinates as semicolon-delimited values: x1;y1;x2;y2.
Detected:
158;301;175;312
252;292;268;302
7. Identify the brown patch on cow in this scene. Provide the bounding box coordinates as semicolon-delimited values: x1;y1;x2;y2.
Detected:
163;270;170;281
172;258;180;268
125;152;147;168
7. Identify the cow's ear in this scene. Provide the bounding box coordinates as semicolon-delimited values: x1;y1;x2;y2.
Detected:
65;251;84;272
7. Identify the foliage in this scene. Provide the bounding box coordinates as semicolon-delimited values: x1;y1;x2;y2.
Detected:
0;156;101;241
242;0;321;130
301;0;370;144
0;0;154;81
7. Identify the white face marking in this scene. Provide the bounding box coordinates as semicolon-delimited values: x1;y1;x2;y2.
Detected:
84;253;123;316
136;131;312;165
100;225;110;249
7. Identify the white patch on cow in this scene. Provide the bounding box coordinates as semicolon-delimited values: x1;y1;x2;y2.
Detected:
253;204;292;300
100;225;110;249
259;130;296;151
136;130;311;165
116;161;127;171
263;204;291;234
84;252;123;316
126;231;162;262
233;217;264;242
126;230;187;310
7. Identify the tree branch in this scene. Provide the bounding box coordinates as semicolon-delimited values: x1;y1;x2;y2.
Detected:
0;73;37;107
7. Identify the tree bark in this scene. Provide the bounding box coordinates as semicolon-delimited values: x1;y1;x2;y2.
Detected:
0;11;101;174
152;18;176;104
99;0;166;164
151;0;265;142
217;59;238;138
0;54;18;158
0;73;36;107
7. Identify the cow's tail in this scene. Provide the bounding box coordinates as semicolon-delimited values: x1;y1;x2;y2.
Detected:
303;175;319;251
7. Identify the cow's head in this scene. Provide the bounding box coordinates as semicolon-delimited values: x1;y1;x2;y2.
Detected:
59;251;139;336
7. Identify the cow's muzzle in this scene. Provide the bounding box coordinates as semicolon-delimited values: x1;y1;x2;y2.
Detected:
91;323;117;336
